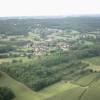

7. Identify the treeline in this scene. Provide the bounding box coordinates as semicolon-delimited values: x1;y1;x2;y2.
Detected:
0;45;15;53
71;45;100;59
0;17;100;36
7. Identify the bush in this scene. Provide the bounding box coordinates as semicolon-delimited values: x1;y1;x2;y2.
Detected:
0;45;15;53
0;87;15;100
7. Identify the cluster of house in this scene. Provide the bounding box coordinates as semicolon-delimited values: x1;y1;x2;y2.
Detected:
25;31;100;56
26;40;71;56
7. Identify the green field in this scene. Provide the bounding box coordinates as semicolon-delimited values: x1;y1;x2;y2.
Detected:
74;73;100;86
47;87;86;100
0;57;34;64
39;81;78;99
83;56;100;71
81;78;100;100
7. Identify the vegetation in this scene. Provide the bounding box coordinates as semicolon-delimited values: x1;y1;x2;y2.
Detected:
39;82;78;98
0;54;90;91
1;17;100;36
0;87;15;100
0;17;100;100
0;72;44;100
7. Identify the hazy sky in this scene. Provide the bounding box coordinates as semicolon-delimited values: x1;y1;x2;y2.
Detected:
0;0;100;17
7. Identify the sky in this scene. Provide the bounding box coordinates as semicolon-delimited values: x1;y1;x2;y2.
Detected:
0;0;100;17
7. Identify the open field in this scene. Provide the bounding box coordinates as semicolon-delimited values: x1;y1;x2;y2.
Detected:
39;81;78;99
0;56;36;64
46;87;86;100
83;56;100;71
73;73;100;86
81;78;100;100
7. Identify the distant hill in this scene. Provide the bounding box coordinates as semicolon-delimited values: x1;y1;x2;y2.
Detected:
0;14;100;20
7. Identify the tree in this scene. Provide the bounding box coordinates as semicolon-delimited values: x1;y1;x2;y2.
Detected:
0;87;15;100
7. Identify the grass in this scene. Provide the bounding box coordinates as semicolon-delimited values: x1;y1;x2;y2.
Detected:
81;79;100;100
39;81;78;99
0;57;15;64
0;72;44;100
83;56;100;71
81;87;100;100
46;87;86;100
0;57;33;64
73;73;99;86
84;56;100;66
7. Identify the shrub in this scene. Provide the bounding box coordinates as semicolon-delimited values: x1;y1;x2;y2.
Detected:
0;87;15;100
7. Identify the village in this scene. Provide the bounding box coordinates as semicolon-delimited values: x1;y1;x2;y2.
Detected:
24;30;100;56
0;28;100;58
